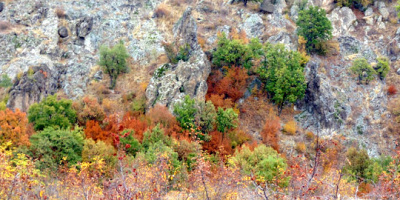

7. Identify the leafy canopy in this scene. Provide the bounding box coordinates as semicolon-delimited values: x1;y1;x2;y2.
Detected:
257;43;306;113
212;32;262;69
229;144;289;186
29;127;84;171
216;107;238;134
374;57;390;80
350;57;376;84
296;6;332;53
28;95;76;131
174;95;198;130
99;41;130;89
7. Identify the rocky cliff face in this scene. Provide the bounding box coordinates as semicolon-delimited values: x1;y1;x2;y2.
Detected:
1;0;399;155
145;7;211;111
0;0;164;103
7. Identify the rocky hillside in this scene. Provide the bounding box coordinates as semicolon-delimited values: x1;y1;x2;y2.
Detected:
1;0;400;157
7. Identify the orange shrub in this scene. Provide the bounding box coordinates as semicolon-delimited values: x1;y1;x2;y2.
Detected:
260;110;280;151
0;109;30;147
215;67;249;102
120;112;149;142
73;96;105;126
146;104;182;138
84;120;110;143
202;131;233;157
388;85;397;95
283;120;297;135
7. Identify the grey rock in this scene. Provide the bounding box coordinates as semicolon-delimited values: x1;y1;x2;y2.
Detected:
397;68;400;75
377;1;389;20
290;5;299;21
378;21;386;29
58;26;68;38
365;7;373;17
93;70;103;81
312;0;335;13
260;0;274;13
0;2;4;12
267;31;296;51
338;36;376;62
396;27;400;35
146;7;211;111
7;64;58;112
328;7;356;37
173;7;200;52
76;17;93;38
240;13;264;38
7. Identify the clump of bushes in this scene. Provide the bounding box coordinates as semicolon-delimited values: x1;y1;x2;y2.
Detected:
283;120;297;135
163;42;191;64
374;57;390;80
350;57;376;84
28;95;77;131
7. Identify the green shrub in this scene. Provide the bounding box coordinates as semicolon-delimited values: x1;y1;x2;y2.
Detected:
29;127;84;171
296;6;332;54
120;129;142;156
0;74;12;88
130;96;146;114
212;33;262;69
216;107;238;134
257;44;306;113
350;57;376;84
163;43;191;64
229;144;289;186
343;147;371;182
28;95;77;131
174;95;198;130
195;101;217;134
374;57;390;80
99;41;130;89
336;0;372;9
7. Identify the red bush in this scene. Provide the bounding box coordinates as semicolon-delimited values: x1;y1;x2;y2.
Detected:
84;120;110;143
388;85;397;95
261;113;281;152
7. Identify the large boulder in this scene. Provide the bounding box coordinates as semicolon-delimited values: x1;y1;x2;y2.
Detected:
377;1;389;21
146;7;211;111
75;17;93;38
240;13;265;38
328;7;356;37
260;0;274;13
7;64;59;112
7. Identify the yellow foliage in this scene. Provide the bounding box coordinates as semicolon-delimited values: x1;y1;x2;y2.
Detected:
283;120;297;135
295;142;306;153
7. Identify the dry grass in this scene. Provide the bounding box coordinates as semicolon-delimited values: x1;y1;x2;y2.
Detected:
283;120;297;135
154;3;171;18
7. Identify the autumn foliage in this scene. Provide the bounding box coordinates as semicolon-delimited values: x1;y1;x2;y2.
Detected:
0;109;30;147
260;109;280;151
388;84;397;95
206;67;249;107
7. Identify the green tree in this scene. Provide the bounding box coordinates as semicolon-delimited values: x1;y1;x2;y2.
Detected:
343;147;371;182
173;95;198;130
257;44;306;114
120;129;142;156
374;57;390;80
29;127;84;171
99;41;130;89
28;95;76;131
212;33;261;69
195;101;217;134
296;6;332;53
216;107;238;134
350;57;376;84
229;144;289;186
